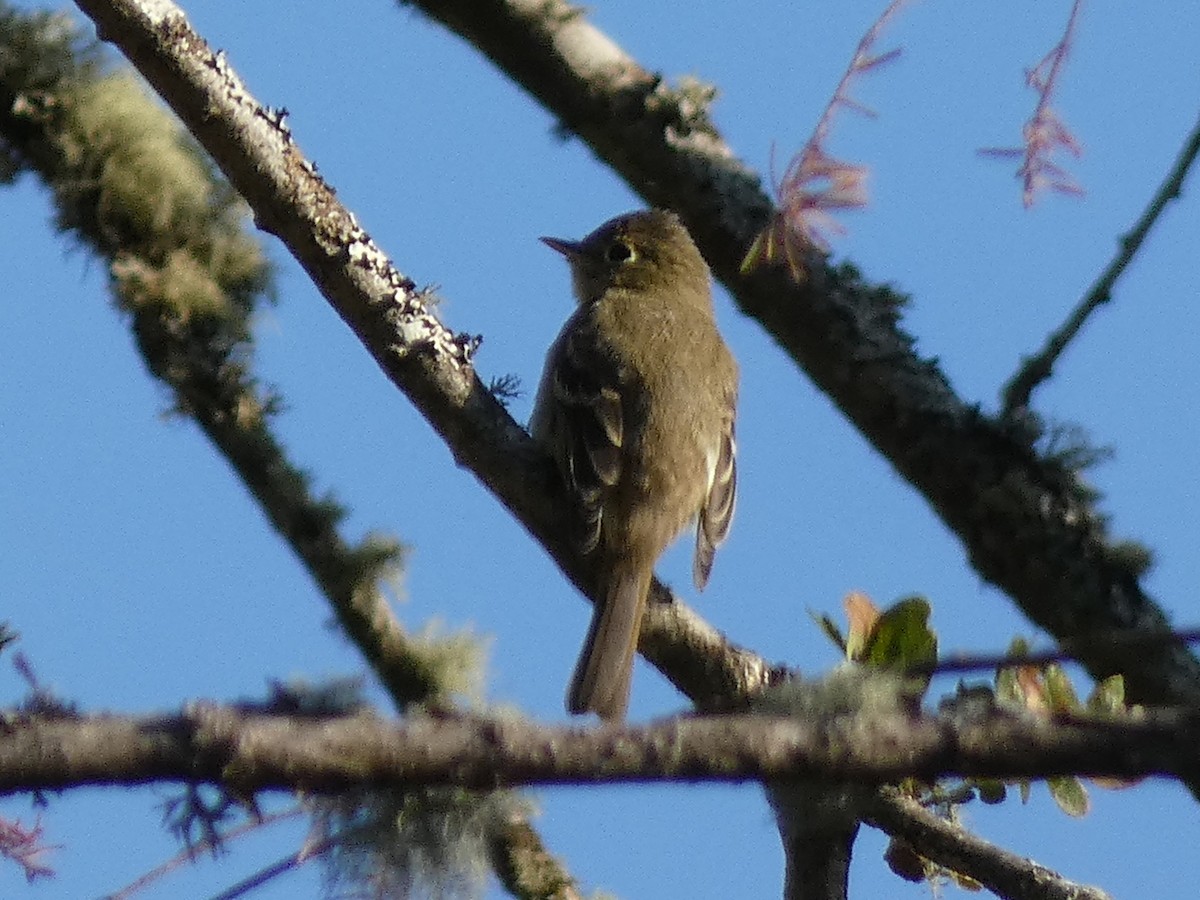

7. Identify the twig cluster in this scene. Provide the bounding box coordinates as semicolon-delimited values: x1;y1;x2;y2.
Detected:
979;0;1086;206
744;0;909;274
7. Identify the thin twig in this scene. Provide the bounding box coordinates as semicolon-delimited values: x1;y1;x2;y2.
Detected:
745;0;909;271
205;834;337;900
980;0;1086;206
1002;113;1200;413
106;807;304;899
919;626;1200;679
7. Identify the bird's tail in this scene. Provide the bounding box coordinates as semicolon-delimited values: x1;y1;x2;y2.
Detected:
567;562;651;721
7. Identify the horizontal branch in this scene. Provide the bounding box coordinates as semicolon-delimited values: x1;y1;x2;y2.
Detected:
2;705;1197;794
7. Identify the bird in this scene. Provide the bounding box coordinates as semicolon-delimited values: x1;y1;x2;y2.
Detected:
531;209;738;720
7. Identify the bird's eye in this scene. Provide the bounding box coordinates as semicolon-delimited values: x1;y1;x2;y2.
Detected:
606;240;634;263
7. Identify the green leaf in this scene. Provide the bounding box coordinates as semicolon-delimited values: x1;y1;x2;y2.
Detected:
861;596;937;669
1006;636;1033;657
1043;665;1081;711
1088;675;1126;716
1048;776;1090;817
973;778;1007;805
994;664;1023;708
1018;780;1032;804
994;637;1032;704
809;610;847;655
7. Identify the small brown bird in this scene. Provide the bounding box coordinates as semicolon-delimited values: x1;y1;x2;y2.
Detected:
531;210;738;720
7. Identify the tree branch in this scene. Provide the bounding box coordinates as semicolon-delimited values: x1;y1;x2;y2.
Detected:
1002;113;1200;413
1;705;1196;791
863;788;1111;900
917;626;1200;678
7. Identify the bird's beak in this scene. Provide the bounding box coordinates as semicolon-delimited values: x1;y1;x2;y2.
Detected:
540;236;583;258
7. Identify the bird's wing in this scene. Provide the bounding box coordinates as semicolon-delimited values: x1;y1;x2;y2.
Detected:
544;318;624;554
694;393;737;590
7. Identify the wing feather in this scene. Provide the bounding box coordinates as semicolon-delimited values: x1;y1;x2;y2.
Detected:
693;408;737;590
538;319;625;554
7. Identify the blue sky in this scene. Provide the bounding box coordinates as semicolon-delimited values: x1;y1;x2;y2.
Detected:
1;1;1198;897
